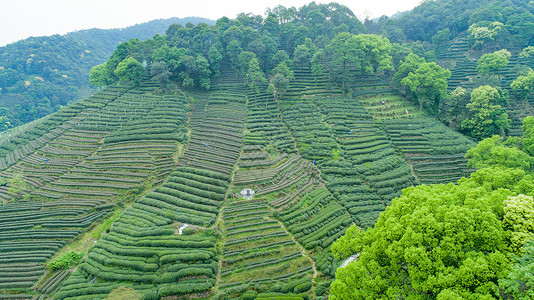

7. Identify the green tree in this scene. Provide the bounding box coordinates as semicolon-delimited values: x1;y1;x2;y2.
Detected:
330;169;521;299
293;38;317;68
271;50;291;69
89;63;109;87
226;40;243;66
246;57;266;101
465;135;532;171
431;28;451;55
499;240;534;299
271;61;294;79
392;53;426;87
461;85;510;139
400;62;451;113
106;286;142;300
195;55;212;90
511;71;534;100
522;116;534;157
8;173;28;199
235;51;256;78
150;61;171;89
272;73;289;100
519;46;534;59
326;32;357;92
208;45;223;78
0;116;12;131
266;83;275;108
477;49;512;80
151;44;188;74
467;21;504;49
114;57;145;86
351;34;393;75
502;194;534;253
105;38;142;82
311;49;325;84
448;87;469;128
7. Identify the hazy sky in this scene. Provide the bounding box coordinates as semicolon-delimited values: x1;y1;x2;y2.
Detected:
0;0;422;47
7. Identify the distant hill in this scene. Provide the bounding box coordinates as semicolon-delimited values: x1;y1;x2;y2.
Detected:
0;17;213;127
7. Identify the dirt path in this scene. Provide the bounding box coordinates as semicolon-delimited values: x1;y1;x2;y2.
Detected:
265;215;318;282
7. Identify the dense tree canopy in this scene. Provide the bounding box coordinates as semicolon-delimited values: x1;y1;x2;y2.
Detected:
477;49;511;80
511;71;534;100
461;85;510;139
331;124;534;299
114;57;145;86
0;17;210;127
399;60;451;113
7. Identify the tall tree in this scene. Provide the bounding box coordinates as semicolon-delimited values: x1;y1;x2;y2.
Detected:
400;62;451;113
350;34;393;75
246;57;267;101
89;63;109;87
392;53;426;87
521;116;534;157
511;71;534;100
477;49;511;80
461;85;510;139
114;57;145;86
293;38;317;68
150;61;171;89
311;49;325;84
208;45;223;78
326;32;357;92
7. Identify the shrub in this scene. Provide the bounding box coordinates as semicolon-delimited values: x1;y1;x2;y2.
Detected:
47;251;83;270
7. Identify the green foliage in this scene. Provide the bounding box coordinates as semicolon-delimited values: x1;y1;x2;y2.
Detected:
461;85;510;139
311;49;325;82
392;53;426;86
503;194;534;253
246;57;267;99
519;46;534;59
47;251;83;271
400;61;451;113
350;34;393;74
293;38;317;68
477;49;511;79
511;71;534;100
465;135;533;171
327;33;393;92
523;116;534;157
448;87;469;127
330;166;533;299
468;21;504;49
499;240;534;299
150;61;172;88
272;74;289;96
114;57;145;86
272;61;294;79
8;173;28;199
432;28;451;53
89;63;109;87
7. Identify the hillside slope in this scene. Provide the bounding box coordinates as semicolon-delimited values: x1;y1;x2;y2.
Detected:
0;17;213;127
0;59;476;299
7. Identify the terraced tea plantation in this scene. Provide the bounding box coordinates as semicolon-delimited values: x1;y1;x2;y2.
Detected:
0;64;476;300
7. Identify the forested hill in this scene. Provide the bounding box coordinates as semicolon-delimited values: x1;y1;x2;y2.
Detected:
0;17;213;128
388;0;534;44
2;0;534;299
